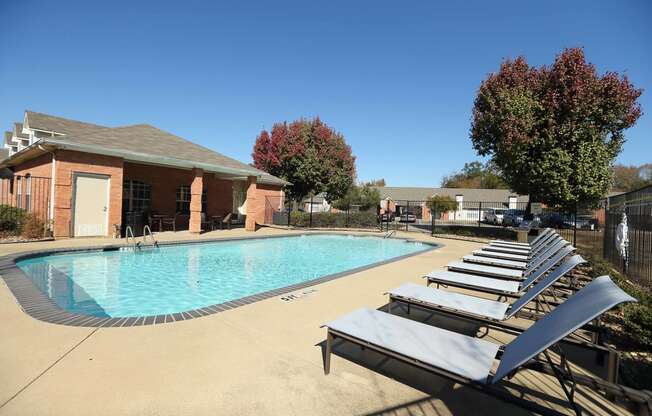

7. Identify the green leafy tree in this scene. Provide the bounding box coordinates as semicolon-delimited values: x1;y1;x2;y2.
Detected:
471;48;642;209
252;117;356;202
332;183;380;211
612;165;646;192
366;178;386;187
426;195;458;215
441;161;508;189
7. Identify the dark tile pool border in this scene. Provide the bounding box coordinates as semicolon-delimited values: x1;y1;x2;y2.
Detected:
0;232;441;327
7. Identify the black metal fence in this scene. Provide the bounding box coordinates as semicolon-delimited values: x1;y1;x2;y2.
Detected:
377;199;603;250
264;195;379;229
603;185;652;287
0;175;52;239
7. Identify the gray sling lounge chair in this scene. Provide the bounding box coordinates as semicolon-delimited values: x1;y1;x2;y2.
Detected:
472;234;563;262
464;238;569;269
426;249;579;296
388;254;583;324
479;232;559;257
450;240;572;279
488;227;553;248
322;276;637;416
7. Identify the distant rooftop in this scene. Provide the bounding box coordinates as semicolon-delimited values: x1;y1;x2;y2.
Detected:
374;186;528;203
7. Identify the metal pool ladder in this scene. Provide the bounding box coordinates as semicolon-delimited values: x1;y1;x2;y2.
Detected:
125;226;138;250
383;230;396;239
143;225;159;248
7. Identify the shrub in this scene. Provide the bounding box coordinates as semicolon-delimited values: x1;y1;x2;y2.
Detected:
20;214;46;239
0;204;26;234
426;195;458;215
290;211;378;228
584;255;652;349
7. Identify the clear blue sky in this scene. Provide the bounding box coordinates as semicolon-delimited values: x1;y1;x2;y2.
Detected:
1;1;650;186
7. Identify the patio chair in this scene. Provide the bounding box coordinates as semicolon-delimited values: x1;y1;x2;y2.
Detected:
322;276;637;416
425;247;577;297
161;213;176;232
201;213;216;231
221;212;233;230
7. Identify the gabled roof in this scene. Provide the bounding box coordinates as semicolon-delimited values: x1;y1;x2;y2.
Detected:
13;123;29;139
431;188;529;203
48;124;267;174
1;111;288;186
375;187;437;201
25;110;108;135
375;186;528;203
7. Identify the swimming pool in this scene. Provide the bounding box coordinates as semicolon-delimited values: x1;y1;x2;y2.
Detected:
16;234;434;319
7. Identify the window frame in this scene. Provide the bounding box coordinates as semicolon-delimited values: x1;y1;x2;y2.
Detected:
123;179;152;213
176;185;206;214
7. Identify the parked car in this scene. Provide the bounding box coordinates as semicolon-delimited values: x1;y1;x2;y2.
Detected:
575;215;599;230
502;209;525;227
519;214;541;230
483;208;506;225
398;212;416;223
379;212;395;222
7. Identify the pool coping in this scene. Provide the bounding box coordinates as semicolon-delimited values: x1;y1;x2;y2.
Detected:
0;232;442;327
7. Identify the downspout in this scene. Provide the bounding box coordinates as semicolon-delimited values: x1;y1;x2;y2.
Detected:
38;145;56;227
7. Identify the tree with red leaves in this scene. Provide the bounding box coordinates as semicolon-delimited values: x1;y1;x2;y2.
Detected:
471;48;643;209
252;117;356;202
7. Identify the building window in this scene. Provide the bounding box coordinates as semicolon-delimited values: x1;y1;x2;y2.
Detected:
25;175;31;211
176;185;206;214
16;176;22;209
123;180;151;213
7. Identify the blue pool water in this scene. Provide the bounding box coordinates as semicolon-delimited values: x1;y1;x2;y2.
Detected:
17;234;432;318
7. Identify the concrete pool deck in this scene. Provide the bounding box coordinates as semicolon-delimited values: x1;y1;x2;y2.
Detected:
0;228;635;415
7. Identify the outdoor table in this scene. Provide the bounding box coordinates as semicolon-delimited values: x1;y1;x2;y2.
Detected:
150;215;167;231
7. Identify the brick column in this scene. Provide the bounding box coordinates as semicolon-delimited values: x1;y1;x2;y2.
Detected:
189;168;204;233
245;176;257;231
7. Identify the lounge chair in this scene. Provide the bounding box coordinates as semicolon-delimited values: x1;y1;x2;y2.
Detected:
450;240;572;280
389;254;583;323
487;227;553;248
472;233;562;261
322;276;637;416
479;232;559;257
464;238;569;270
426;249;579;296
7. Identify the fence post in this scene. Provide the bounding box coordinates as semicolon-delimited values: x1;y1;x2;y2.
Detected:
309;195;313;228
405;201;409;232
478;201;482;228
432;202;437;236
287;199;291;227
573;205;577;247
346;208;349;228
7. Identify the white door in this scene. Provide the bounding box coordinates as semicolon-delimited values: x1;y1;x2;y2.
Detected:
73;174;109;237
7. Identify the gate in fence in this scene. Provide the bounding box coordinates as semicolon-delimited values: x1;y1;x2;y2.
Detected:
0;175;52;239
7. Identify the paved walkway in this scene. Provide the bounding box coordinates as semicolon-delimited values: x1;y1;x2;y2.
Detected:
0;228;634;415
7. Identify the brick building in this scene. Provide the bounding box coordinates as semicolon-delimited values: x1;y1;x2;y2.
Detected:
0;111;287;238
